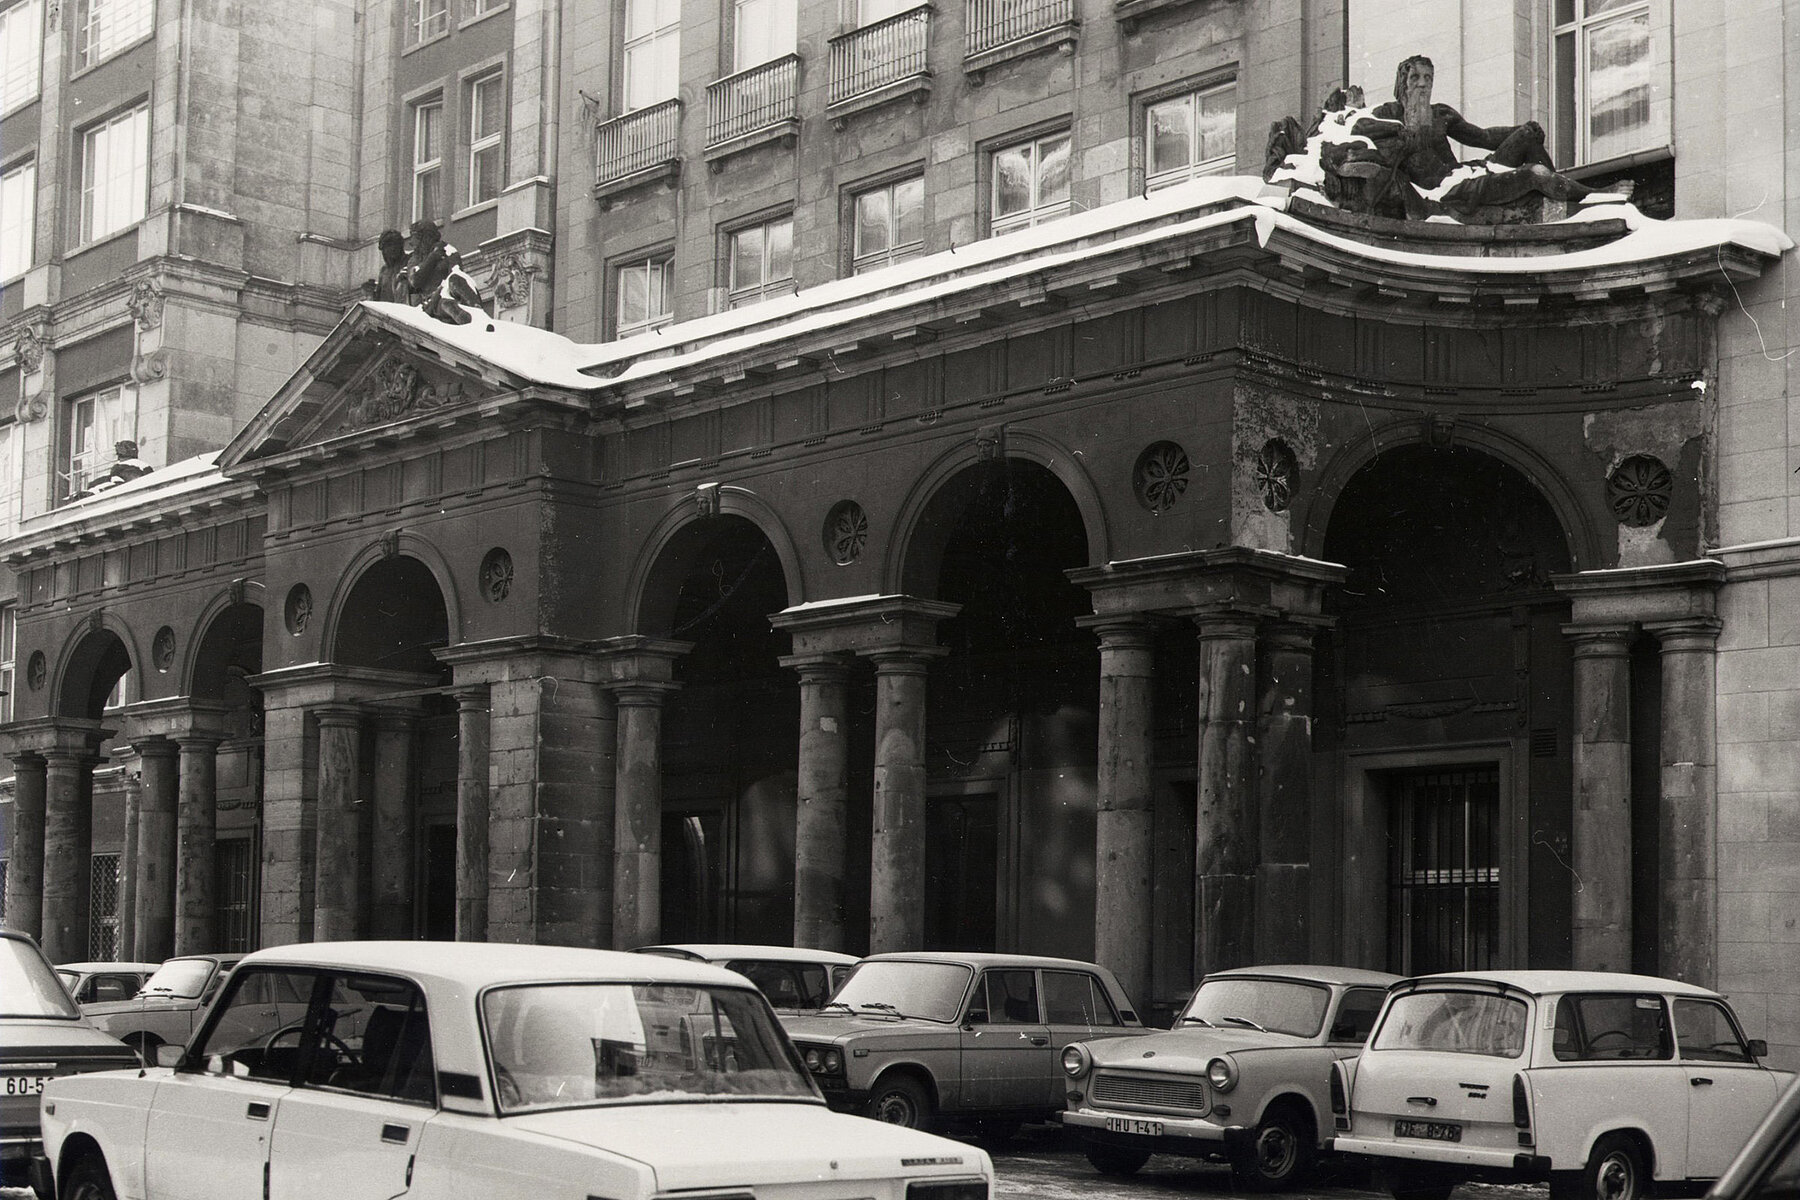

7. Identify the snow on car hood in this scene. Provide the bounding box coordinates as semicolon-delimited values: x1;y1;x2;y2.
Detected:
1087;1025;1308;1068
781;1013;952;1042
80;994;193;1018
507;1101;988;1191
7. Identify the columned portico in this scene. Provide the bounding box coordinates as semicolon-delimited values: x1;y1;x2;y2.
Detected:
132;738;181;960
600;637;690;951
868;646;945;954
4;753;46;941
1193;608;1263;975
780;653;855;951
451;685;491;941
1565;624;1635;971
312;706;365;942
1651;617;1721;987
36;721;111;964
175;732;225;952
369;710;420;939
1257;618;1323;963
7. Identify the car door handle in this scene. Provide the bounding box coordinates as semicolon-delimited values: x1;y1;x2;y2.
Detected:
1407;1097;1438;1107
380;1123;411;1145
246;1102;271;1120
1029;1036;1049;1046
1691;1077;1713;1087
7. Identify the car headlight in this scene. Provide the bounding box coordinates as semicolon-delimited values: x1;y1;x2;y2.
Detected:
1206;1056;1238;1092
1062;1044;1092;1078
801;1045;844;1075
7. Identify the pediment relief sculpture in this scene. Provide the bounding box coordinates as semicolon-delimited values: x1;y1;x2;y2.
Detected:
336;354;477;434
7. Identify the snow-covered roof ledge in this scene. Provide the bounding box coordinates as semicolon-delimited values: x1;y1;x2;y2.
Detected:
4;452;256;566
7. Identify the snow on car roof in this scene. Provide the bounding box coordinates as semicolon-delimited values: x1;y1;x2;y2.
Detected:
240;940;756;992
1401;969;1721;998
860;950;1118;973
633;944;860;964
54;962;160;973
1208;964;1402;987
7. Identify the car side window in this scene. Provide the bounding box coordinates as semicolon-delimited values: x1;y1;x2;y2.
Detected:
194;968;322;1082
980;970;1041;1025
313;973;436;1105
793;965;830;1008
90;975;136;1002
730;961;807;1009
1043;971;1120;1027
1674;998;1753;1064
1551;993;1671;1062
1329;988;1387;1043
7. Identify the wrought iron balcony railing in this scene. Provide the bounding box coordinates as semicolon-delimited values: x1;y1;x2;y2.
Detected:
965;0;1074;56
594;98;682;187
706;54;800;148
829;6;931;107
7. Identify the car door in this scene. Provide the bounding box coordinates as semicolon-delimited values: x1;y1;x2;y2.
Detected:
1040;970;1125;1109
1675;997;1782;1178
268;971;438;1200
143;966;319;1200
958;969;1051;1112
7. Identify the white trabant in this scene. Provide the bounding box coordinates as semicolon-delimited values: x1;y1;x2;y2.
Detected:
34;941;994;1200
1329;970;1795;1200
1060;964;1398;1190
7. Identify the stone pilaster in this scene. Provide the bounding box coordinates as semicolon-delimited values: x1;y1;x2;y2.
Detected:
4;755;46;941
118;770;140;960
370;710;419;939
452;686;491;942
601;637;691;951
1256;618;1321;963
1193;609;1261;977
175;734;224;953
132;738;180;961
42;749;95;964
782;652;855;952
312;706;365;943
1650;617;1721;987
1566;624;1635;972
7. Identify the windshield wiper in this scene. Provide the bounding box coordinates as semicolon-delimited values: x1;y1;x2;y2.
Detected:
1219;1016;1268;1032
820;1001;854;1014
860;1002;899;1013
1177;1015;1215;1027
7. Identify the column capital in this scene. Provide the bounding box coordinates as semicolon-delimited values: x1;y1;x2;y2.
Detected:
596;635;694;687
450;683;491;710
1262;616;1329;654
865;645;950;674
371;709;423;734
608;679;683;706
1186;604;1269;640
769;595;961;657
131;735;181;761
1644;616;1722;650
1074;612;1170;651
312;704;366;730
1562;622;1637;656
778;651;857;681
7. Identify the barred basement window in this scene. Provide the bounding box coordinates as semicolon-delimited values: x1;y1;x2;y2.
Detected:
89;852;121;960
215;838;255;953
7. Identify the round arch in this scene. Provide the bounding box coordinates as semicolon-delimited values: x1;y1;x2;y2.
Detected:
319;533;465;663
53;616;140;720
1297;418;1600;571
624;486;803;635
885;428;1111;596
180;582;267;698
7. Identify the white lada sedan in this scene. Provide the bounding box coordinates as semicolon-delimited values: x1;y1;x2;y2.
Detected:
33;941;994;1200
1329;970;1795;1200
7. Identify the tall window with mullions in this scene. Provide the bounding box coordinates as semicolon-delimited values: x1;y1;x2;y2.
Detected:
215;838;256;953
1388;767;1501;976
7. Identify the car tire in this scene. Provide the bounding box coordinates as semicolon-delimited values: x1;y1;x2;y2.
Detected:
1230;1104;1318;1191
864;1074;932;1130
1554;1134;1648;1200
61;1153;119;1200
1085;1142;1152;1177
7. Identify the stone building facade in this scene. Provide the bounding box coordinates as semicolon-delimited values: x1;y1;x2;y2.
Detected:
4;0;1800;1073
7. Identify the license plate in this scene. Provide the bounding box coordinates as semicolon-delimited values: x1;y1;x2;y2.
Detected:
2;1073;50;1097
1104;1117;1165;1137
1395;1119;1461;1143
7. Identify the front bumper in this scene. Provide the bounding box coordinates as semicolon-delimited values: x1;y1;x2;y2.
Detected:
1328;1135;1551;1177
1061;1107;1253;1157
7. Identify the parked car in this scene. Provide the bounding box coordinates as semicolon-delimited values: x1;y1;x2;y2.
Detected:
55;961;161;1005
630;943;859;1012
0;931;138;1190
32;940;995;1200
1329;970;1795;1200
1060;964;1400;1188
1709;1075;1800;1200
781;950;1148;1134
82;952;242;1062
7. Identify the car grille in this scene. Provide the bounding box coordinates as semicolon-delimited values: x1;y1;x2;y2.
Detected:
1090;1070;1209;1116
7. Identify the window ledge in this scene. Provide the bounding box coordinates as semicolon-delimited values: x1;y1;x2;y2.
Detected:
963;21;1078;84
827;73;932;129
1113;0;1205;34
594;160;682;209
401;28;452;56
450;197;501;222
1565;144;1672;182
460;3;509;29
66;223;142;260
703;119;800;170
69;31;156;80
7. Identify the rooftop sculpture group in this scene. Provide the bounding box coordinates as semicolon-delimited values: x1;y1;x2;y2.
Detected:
365;219;490;324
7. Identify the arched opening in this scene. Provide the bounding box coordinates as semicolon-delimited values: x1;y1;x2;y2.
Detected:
642;515;796;943
57;628;133;720
916;458;1097;955
1317;444;1574;975
333;557;451;678
191;602;265;951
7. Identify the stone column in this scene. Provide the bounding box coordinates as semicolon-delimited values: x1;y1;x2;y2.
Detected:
174;734;222;954
41;749;93;964
611;679;681;950
867;647;946;954
783;652;855;952
311;707;365;942
4;755;46;942
369;712;419;939
1082;616;1158;1010
1256;619;1319;963
1193;610;1260;976
132;738;180;960
1650;618;1721;987
119;770;141;960
452;686;490;942
1566;624;1635;972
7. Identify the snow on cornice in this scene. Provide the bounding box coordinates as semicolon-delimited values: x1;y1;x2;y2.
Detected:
6;453;249;562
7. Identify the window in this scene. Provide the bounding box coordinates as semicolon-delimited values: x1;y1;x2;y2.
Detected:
733;0;795;69
0;603;13;725
78;105;149;244
0;159;30;280
1372;989;1528;1058
1553;0;1666;167
465;0;503;16
622;0;679;111
1673;998;1753;1064
410;98;443;222
1553;993;1671;1061
726;215;791;308
62;384;133;499
976;970;1040;1025
990;130;1069;235
194;968;319;1080
317;975;436;1102
1329;988;1388;1043
1;0;43;114
215;838;255;953
858;0;911;21
74;0;153;70
615;254;673;337
405;0;448;46
852;175;923;274
1145;81;1236;190
1043;971;1120;1027
88;852;120;959
1387;766;1500;975
466;72;505;207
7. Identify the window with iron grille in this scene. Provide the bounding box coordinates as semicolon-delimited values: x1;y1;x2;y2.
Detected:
1;158;36;280
78;104;149;245
622;0;680;111
74;0;153;71
852;175;923;275
411;97;444;222
1552;0;1667;167
1388;766;1501;976
0;0;43;115
406;0;449;46
726;214;792;309
989;130;1069;236
215;838;255;953
89;852;121;960
1144;81;1236;191
615;254;673;338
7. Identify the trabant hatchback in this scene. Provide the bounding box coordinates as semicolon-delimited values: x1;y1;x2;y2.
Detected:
630;943;858;1012
1330;970;1794;1200
34;941;994;1200
1061;964;1398;1189
54;962;160;1006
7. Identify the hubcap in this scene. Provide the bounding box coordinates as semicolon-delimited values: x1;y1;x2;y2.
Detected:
1597;1154;1634;1200
1256;1124;1297;1176
875;1092;915;1125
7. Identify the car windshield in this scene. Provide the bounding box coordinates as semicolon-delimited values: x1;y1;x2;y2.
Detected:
1;939;80;1019
826;961;973;1023
140;958;215;999
1178;977;1331;1038
1373;989;1528;1058
482;982;817;1113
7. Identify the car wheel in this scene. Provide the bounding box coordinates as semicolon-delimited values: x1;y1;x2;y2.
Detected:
1085;1142;1152;1177
864;1074;932;1130
62;1153;119;1200
1557;1134;1648;1200
1231;1104;1319;1191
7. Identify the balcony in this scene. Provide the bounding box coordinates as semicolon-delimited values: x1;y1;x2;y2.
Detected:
827;6;933;127
705;54;801;167
593;99;682;205
964;0;1078;81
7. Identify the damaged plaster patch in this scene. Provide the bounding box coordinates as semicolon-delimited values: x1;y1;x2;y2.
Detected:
1233;383;1322;552
1584;397;1709;567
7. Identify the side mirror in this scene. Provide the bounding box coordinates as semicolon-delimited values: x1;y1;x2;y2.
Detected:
154;1044;185;1069
1748;1038;1768;1059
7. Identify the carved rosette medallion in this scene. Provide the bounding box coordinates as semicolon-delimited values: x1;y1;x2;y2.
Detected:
1607;455;1673;527
480;548;514;602
27;651;46;691
1255;438;1299;513
824;501;868;566
1133;441;1190;513
284;584;313;635
152;626;176;672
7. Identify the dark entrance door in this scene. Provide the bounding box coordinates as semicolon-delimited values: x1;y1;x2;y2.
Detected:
661;808;724;943
1388;766;1500;975
420;822;456;940
925;792;998;951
